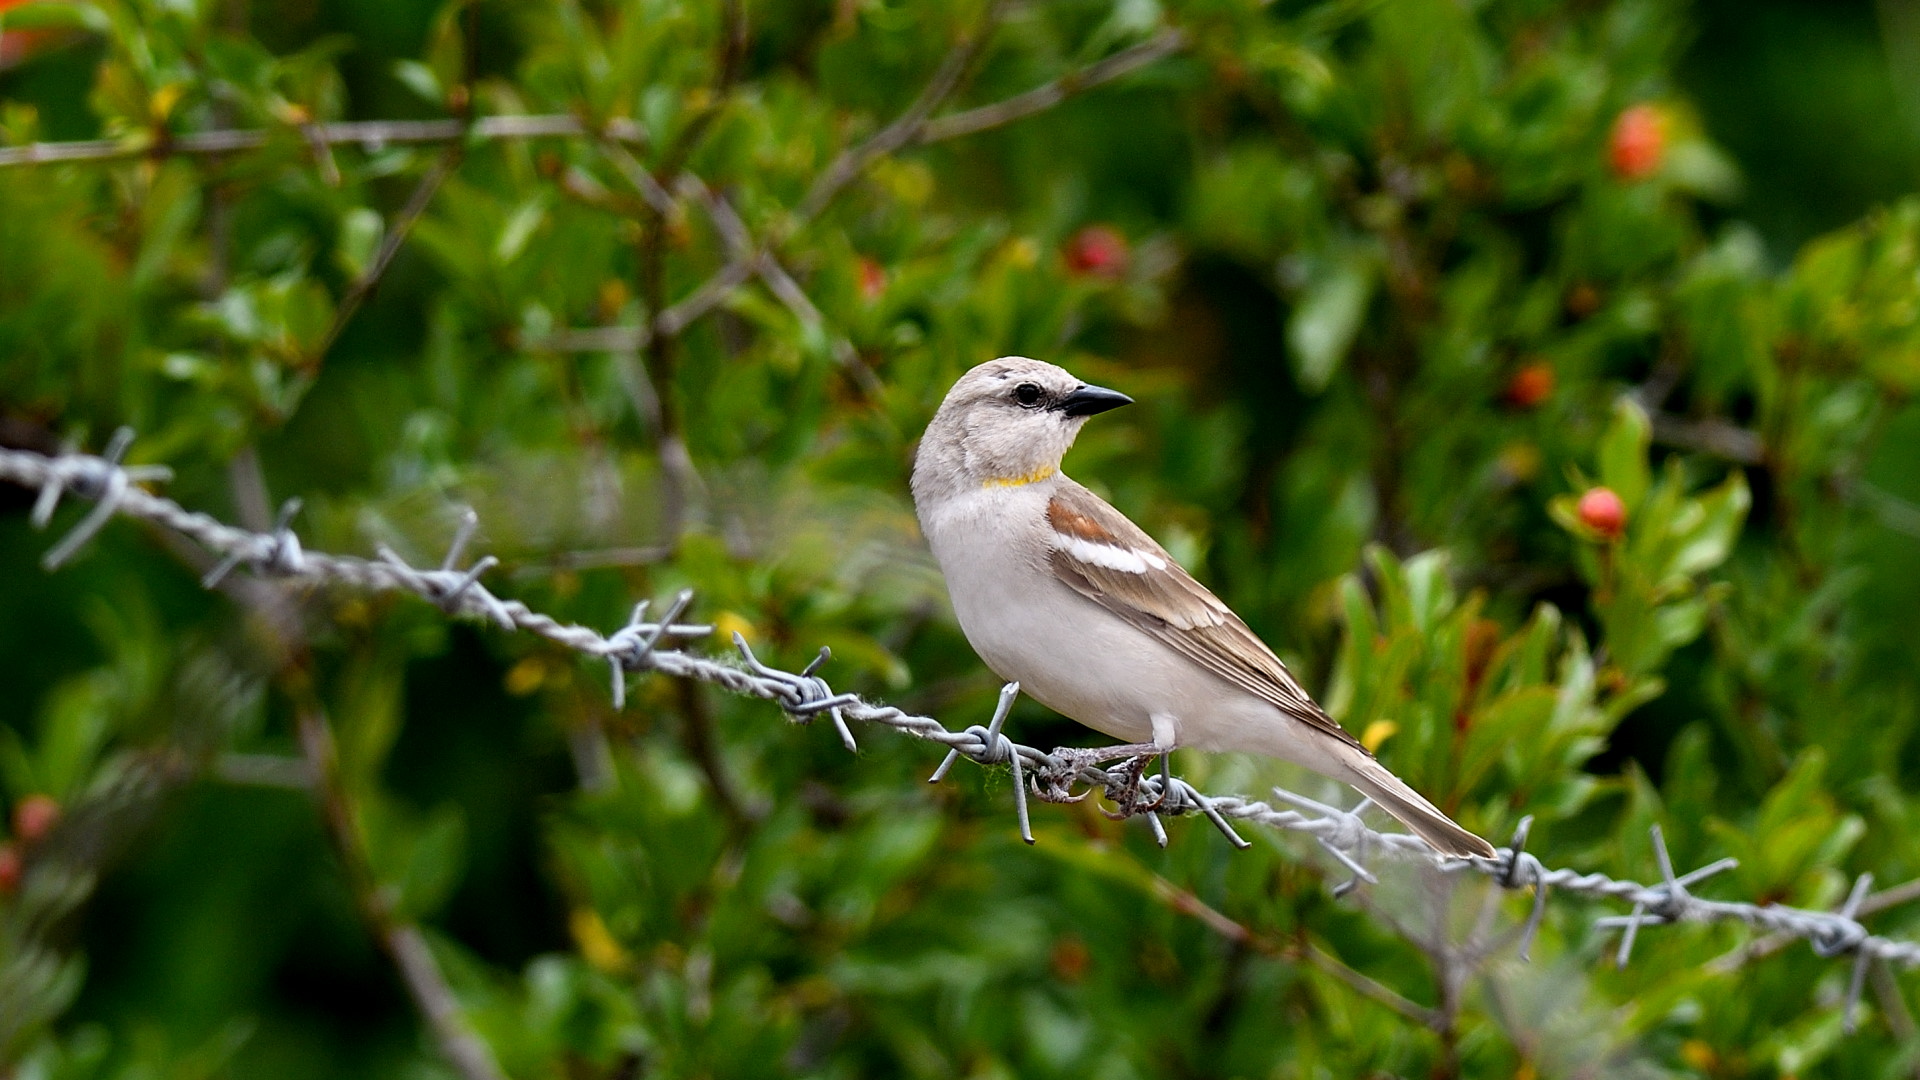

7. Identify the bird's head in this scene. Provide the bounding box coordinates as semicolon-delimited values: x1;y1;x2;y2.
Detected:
911;356;1132;503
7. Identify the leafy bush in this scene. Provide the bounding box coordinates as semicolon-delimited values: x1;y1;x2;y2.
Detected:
2;0;1919;1076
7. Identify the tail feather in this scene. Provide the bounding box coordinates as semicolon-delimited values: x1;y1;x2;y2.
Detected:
1341;757;1495;859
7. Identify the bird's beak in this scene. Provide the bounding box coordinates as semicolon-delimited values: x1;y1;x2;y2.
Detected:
1055;383;1133;417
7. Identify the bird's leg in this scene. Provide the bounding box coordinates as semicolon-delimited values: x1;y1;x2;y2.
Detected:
1132;751;1173;815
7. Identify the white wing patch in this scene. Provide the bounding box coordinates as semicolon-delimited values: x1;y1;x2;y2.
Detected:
1054;533;1167;574
1044;483;1366;750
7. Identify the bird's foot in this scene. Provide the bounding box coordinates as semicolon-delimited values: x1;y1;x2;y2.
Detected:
1034;743;1167;813
1098;751;1172;819
1032;746;1102;803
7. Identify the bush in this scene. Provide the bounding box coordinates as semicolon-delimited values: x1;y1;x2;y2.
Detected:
3;0;1919;1076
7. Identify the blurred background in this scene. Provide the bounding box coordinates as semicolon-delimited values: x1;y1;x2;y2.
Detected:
3;0;1920;1076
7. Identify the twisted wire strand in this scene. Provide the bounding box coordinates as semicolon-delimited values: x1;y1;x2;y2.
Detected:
2;437;1915;1030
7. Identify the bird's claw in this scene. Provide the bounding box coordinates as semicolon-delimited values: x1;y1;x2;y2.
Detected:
1035;745;1168;815
1034;746;1102;803
1099;753;1171;818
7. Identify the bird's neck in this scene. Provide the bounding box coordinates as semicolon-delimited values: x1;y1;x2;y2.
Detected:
910;408;1073;510
980;464;1058;488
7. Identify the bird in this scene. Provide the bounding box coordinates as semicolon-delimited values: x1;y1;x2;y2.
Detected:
910;356;1496;859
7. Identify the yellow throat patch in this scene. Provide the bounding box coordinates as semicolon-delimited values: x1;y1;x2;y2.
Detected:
982;465;1058;489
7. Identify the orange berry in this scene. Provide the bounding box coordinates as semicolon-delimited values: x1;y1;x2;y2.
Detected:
1050;936;1091;983
1505;363;1556;409
856;256;887;301
1578;487;1627;538
1608;103;1667;180
0;9;68;72
11;794;59;845
1063;225;1129;280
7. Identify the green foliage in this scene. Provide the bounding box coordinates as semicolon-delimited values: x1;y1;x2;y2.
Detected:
3;0;1920;1076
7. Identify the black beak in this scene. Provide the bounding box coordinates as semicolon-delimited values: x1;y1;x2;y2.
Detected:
1055;383;1133;417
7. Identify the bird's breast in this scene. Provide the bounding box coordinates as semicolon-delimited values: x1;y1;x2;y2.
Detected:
919;486;1185;744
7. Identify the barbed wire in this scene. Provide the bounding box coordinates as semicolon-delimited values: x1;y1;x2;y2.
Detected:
4;435;1919;1034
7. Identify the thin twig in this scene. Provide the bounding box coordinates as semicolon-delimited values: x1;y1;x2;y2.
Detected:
1851;480;1920;540
214;752;314;788
605;1;752;544
680;175;883;397
650;0;748;186
613;343;700;541
794;0;1010;223
596;136;677;215
676;678;761;830
0;115;644;168
1873;956;1919;1043
1864;877;1920;919
1643;414;1920;540
627;4;1012;350
540;325;650;352
570;14;1182;382
918;29;1189;143
219;447;505;1080
295;700;508;1080
653;258;757;337
1304;940;1445;1027
311;143;464;363
1651;413;1765;465
1132;863;1442;1025
516;544;677;574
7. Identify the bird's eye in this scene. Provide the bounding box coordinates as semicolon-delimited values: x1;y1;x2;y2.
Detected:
1014;383;1043;408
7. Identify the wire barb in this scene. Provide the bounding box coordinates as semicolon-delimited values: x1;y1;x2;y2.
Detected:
1270;788;1377;893
732;633;862;751
1594;826;1739;967
1825;872;1880;1033
264;498;307;574
1501;816;1552;961
927;683;1031;842
40;427;136;568
602;593;717;708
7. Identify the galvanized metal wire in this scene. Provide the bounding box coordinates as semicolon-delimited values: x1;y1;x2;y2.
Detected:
3;434;1917;1032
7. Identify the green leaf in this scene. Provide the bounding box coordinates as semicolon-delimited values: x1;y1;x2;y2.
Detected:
495;197;549;265
1287;252;1375;393
393;803;468;920
393;60;443;106
336;208;384;279
1667;472;1750;578
1598;396;1652;509
0;1;112;33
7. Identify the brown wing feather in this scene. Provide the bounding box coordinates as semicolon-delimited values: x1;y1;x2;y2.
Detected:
1045;483;1365;752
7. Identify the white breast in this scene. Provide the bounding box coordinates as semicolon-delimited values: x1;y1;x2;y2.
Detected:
918;483;1207;746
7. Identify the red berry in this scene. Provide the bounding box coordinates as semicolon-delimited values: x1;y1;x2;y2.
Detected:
1578;487;1628;538
0;29;59;71
1608;103;1666;180
0;844;19;895
12;795;59;846
1064;225;1129;280
856;257;886;302
1505;363;1555;409
1050;936;1091;983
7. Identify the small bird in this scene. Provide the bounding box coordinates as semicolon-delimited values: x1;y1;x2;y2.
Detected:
911;357;1495;858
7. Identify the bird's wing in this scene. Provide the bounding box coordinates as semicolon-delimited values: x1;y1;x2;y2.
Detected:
1044;481;1365;752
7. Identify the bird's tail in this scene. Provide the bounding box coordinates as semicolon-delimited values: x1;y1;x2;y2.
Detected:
1339;755;1495;859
